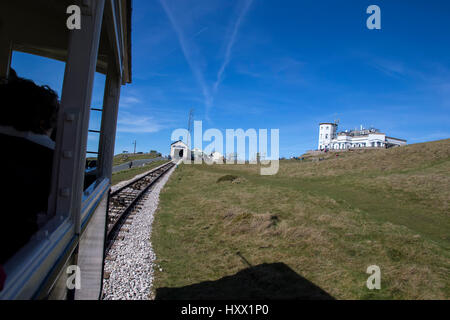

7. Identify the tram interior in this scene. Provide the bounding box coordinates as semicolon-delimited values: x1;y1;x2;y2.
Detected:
0;67;58;264
0;0;131;299
0;63;103;263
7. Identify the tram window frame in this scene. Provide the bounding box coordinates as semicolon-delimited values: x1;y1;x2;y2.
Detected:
1;0;129;298
83;72;107;197
2;50;69;250
0;56;77;296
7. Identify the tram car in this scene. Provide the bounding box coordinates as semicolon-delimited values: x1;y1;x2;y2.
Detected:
0;0;132;299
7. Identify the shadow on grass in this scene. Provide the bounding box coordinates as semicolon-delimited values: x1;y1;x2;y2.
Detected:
155;263;334;300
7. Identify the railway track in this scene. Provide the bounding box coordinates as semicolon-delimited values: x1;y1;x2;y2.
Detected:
105;161;175;252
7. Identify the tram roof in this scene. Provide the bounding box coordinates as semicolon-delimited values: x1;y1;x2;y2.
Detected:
0;0;132;84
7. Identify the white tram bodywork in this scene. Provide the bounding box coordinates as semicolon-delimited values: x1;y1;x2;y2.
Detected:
0;0;132;299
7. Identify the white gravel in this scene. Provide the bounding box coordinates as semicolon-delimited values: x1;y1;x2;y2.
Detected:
102;165;175;300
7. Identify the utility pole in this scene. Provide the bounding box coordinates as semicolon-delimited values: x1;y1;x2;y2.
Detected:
133;140;136;154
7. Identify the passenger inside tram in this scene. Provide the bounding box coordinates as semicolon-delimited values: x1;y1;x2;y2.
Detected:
0;70;59;264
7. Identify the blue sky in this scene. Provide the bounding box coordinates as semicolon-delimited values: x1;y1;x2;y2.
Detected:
11;0;450;157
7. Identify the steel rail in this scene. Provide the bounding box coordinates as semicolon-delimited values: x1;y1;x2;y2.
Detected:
106;162;174;243
110;161;170;196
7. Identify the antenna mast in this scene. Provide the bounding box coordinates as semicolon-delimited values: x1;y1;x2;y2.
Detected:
187;108;194;148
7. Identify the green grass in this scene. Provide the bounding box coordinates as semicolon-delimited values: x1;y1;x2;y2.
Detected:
111;160;168;185
151;139;450;299
112;152;161;166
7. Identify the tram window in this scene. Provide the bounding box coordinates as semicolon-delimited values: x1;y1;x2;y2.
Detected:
11;52;64;94
83;72;106;194
0;53;64;264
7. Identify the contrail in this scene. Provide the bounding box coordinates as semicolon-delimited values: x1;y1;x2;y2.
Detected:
159;0;213;112
159;0;253;120
192;26;209;39
213;0;253;94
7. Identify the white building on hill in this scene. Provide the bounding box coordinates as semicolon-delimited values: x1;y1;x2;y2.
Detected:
318;122;406;151
170;140;189;160
209;151;224;163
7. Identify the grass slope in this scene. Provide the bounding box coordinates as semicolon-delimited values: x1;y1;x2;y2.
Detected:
152;139;450;299
111;160;168;185
113;152;161;166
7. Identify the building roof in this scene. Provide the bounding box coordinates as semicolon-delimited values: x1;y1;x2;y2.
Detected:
170;140;188;146
386;136;407;142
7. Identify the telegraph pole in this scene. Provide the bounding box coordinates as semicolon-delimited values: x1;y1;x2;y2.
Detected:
133;140;136;154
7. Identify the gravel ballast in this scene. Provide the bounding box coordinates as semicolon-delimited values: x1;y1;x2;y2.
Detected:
102;165;175;300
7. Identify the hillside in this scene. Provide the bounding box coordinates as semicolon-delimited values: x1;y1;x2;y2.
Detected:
112;151;162;166
151;139;450;299
111;159;169;186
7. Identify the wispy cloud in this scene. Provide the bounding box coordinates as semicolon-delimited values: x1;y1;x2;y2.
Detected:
119;95;142;108
213;0;253;94
117;111;164;133
192;26;209;38
369;58;407;79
